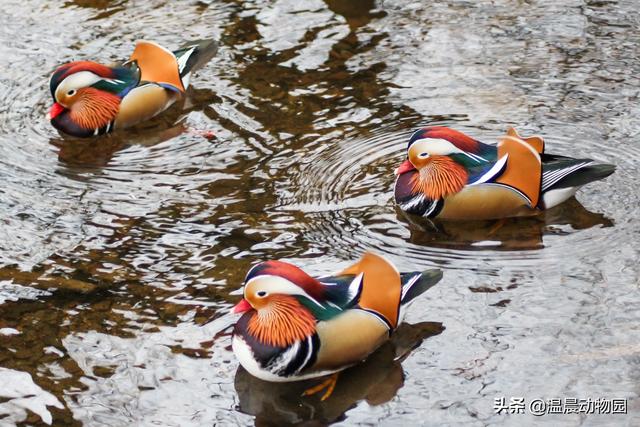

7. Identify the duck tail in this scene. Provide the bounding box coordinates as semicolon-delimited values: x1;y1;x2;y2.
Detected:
554;162;615;189
541;155;616;191
173;39;218;79
539;157;615;209
398;269;442;321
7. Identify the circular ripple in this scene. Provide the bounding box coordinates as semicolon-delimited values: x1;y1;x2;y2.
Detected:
0;5;237;270
278;121;639;273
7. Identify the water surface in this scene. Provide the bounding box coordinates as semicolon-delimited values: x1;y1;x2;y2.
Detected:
0;0;639;425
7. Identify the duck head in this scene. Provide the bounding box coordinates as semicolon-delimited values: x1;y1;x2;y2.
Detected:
48;61;130;137
233;260;323;347
396;127;486;200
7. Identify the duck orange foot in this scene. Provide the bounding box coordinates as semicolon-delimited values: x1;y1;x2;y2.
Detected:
302;373;339;401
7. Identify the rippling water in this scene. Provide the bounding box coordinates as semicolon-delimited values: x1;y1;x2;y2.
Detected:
0;0;639;425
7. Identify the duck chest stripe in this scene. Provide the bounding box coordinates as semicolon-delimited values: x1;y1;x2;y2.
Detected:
422;198;442;217
266;340;300;375
403;195;442;218
299;334;319;372
400;193;426;210
265;334;319;377
399;194;442;218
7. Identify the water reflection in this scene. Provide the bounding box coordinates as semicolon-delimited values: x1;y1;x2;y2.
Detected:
0;367;64;425
52;124;188;167
1;0;639;424
399;197;614;251
50;87;220;166
235;322;444;426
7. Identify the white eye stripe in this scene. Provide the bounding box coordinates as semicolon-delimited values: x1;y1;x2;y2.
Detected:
55;71;108;101
58;71;102;90
411;138;487;163
411;138;463;155
245;275;323;308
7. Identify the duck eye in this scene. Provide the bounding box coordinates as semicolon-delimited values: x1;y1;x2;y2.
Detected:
256;291;267;298
419;152;429;158
67;89;76;96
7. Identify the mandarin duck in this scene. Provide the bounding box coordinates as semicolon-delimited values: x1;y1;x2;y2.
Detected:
394;126;615;220
232;252;442;399
47;39;217;137
234;322;443;423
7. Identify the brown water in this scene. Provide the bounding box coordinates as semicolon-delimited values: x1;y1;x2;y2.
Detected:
0;0;639;425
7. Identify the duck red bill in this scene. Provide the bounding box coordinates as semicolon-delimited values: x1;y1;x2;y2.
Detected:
232;299;252;313
395;160;416;175
47;102;65;120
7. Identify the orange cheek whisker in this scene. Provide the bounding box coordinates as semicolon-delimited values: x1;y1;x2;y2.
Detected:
70;88;120;130
411;156;468;200
247;295;316;348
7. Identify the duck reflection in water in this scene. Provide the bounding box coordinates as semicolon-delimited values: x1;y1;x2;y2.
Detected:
398;197;613;251
234;321;444;426
50;87;219;167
